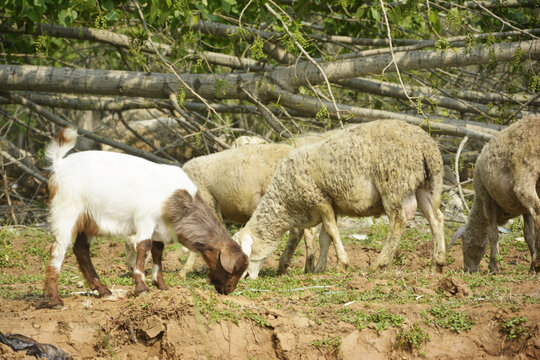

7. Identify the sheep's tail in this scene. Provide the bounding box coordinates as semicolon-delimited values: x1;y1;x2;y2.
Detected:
45;127;78;169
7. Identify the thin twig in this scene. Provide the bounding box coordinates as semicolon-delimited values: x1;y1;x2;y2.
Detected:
455;136;470;213
0;156;18;225
265;1;342;126
131;0;234;141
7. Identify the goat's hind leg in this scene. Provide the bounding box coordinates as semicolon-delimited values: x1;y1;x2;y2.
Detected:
45;213;79;307
73;233;112;297
151;241;169;290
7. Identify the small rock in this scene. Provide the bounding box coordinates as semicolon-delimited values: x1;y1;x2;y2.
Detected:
438;276;471;298
275;332;295;352
142;315;165;339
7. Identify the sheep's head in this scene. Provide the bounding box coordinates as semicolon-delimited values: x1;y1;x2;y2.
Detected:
452;225;487;273
204;243;248;295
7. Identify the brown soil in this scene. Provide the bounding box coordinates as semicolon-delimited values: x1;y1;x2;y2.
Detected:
1;218;539;360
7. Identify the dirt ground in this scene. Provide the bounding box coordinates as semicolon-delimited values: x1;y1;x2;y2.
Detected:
0;217;539;360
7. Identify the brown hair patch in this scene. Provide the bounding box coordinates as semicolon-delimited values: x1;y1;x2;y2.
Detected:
72;213;99;240
48;172;58;202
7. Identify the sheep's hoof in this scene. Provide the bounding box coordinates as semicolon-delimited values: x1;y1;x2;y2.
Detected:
276;266;288;276
304;256;316;273
529;263;540;274
430;263;444;274
488;262;499;274
313;264;327;273
335;262;348;272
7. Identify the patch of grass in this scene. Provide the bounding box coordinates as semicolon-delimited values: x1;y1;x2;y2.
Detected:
396;322;430;355
0;273;43;284
337;308;404;334
313;336;343;359
422;304;474;333
500;316;528;339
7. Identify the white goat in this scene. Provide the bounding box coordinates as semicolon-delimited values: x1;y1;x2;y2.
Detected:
44;128;248;307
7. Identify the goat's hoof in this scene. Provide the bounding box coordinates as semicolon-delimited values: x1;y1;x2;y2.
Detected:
97;287;113;298
276;267;287;276
529;264;540;274
152;281;169;291
48;298;65;309
488;264;499;274
134;286;150;295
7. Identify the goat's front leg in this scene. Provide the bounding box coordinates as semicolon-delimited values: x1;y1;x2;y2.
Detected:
133;239;152;295
151;241;169;290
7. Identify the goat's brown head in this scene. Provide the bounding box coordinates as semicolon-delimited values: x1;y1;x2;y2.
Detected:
202;242;248;295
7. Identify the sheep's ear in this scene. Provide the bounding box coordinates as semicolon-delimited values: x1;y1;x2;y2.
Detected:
219;249;237;274
450;225;466;246
240;234;253;256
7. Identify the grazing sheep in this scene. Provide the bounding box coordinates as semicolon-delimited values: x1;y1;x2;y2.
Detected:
451;115;540;273
235;120;446;279
44;128;248;307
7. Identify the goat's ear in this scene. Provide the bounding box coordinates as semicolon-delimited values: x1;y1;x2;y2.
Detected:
219;248;238;274
450;225;466;247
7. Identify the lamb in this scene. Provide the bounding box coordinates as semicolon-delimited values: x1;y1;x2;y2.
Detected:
134;143;318;277
451;115;540;273
44;128;248;307
235;120;446;278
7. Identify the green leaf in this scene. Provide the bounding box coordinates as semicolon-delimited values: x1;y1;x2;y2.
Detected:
428;10;441;33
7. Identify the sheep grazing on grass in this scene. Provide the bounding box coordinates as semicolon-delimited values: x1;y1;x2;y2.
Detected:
44;128;248;307
452;115;540;273
141;143;317;277
236;120;446;279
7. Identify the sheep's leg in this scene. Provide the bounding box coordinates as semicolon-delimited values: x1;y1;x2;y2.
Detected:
484;204;500;274
416;189;446;272
314;226;332;273
133;239;151;295
303;228;316;273
73;233;112;297
277;228;303;275
151;241;169;290
513;175;540;271
523;214;539;272
318;204;349;272
374;199;407;269
179;251;197;278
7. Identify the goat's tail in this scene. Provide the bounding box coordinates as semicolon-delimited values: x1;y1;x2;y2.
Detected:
45;127;78;169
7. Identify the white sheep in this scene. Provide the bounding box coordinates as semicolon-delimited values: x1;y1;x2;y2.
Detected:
235;120;446;278
452;115;540;273
44;128;248;307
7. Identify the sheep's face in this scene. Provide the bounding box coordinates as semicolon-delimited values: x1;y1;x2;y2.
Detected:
462;234;487;273
207;245;248;295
